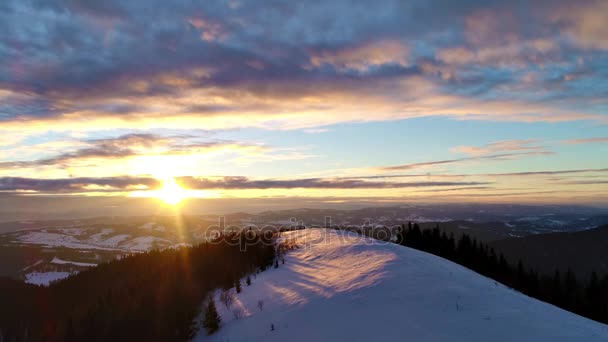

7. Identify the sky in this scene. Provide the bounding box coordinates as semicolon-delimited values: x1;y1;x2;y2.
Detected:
0;0;607;208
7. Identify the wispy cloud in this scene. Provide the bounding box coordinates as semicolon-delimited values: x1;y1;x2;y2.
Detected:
379;151;553;171
0;133;268;171
0;175;489;194
0;176;159;193
564;137;608;144
451;140;545;156
178;176;489;190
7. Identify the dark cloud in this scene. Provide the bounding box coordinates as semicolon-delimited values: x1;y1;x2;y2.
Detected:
0;176;159;192
0;0;606;124
0;175;489;194
177;176;489;190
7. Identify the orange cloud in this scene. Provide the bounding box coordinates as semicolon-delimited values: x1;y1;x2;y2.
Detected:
451;140;546;156
550;1;608;50
308;40;409;72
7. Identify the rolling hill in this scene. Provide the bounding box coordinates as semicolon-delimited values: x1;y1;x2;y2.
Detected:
194;229;608;341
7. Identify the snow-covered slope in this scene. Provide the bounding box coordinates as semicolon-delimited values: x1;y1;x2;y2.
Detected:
195;229;608;342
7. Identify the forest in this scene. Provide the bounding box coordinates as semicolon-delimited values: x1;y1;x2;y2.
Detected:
394;223;608;325
0;231;276;341
2;223;607;341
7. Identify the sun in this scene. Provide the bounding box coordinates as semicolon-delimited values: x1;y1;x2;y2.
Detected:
156;178;189;205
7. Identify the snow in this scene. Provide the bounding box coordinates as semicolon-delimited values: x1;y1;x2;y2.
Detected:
120;236;173;251
139;222;167;232
25;271;72;286
14;229;170;252
88;228;115;243
196;229;608;342
97;234;131;247
57;228;87;236
50;257;97;267
16;231;118;250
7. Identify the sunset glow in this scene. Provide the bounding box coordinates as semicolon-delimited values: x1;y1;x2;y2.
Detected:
0;0;606;209
153;178;190;206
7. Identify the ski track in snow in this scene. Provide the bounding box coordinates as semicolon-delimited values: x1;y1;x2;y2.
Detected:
196;229;608;342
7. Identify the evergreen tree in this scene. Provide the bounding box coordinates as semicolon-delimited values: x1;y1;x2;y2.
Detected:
235;279;242;293
203;299;221;335
392;222;608;325
551;270;563;305
246;275;251;286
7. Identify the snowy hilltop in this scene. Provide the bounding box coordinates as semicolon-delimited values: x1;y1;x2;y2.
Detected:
195;229;608;342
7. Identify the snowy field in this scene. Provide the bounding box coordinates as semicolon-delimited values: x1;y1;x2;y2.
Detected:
195;229;608;342
12;224;179;252
25;271;73;286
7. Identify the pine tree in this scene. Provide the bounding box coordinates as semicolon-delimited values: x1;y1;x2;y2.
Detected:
246;275;251;286
235;279;242;293
203;299;221;334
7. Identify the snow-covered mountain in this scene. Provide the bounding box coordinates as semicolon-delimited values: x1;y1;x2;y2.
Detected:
195;229;608;342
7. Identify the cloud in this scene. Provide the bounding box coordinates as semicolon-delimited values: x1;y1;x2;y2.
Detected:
436;39;560;67
564;137;608;144
0;133;268;171
487;168;608;177
0;175;489;194
379;151;553;171
178;176;489;190
414;186;493;193
451;140;546;156
0;176;159;193
333;167;608;181
0;0;606;143
308;40;410;72
563;180;608;185
549;1;608;50
303;128;331;134
187;17;227;42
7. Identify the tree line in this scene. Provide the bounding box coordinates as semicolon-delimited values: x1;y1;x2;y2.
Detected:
394;223;608;324
0;231;276;341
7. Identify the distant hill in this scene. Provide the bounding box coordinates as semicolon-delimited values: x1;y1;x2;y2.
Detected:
489;225;608;279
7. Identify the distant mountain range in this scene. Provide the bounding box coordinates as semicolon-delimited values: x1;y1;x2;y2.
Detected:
2;204;608;283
